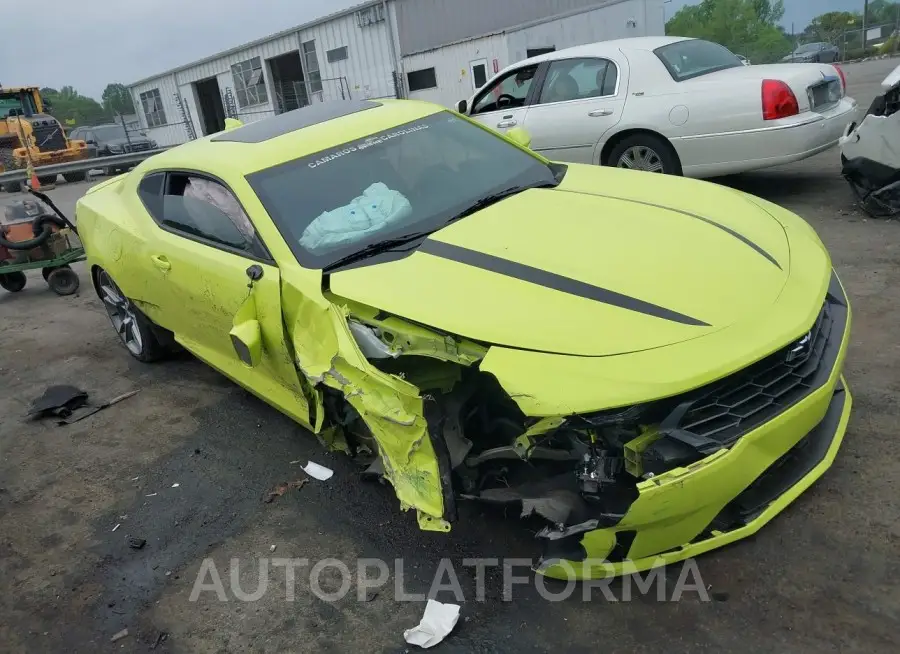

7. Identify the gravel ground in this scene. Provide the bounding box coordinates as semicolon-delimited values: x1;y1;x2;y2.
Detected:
1;59;898;654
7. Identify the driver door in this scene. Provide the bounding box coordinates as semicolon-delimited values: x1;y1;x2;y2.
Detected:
468;63;541;135
136;171;312;427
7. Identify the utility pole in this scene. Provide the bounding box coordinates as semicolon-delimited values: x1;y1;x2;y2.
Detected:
863;0;869;51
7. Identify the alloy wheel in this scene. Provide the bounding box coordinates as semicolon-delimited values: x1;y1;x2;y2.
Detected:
617;146;664;173
98;271;144;356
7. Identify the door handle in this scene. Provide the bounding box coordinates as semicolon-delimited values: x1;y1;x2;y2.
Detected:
151;255;171;271
588;109;614;117
497;119;517;128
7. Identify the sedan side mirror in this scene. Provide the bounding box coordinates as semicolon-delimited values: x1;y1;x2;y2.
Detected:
506;126;532;149
456;99;468;114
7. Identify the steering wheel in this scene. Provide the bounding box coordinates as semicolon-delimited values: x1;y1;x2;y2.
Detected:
496;93;517;109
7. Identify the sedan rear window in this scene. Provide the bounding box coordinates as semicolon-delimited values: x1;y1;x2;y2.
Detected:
655;39;743;82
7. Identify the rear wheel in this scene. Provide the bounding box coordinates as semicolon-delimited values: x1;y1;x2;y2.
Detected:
63;171;87;183
0;271;27;292
47;266;80;296
96;269;167;362
38;174;57;186
607;134;681;175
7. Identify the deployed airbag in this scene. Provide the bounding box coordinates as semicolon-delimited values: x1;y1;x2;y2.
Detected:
300;183;412;253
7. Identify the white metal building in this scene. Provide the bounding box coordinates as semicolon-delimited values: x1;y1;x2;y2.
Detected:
128;0;663;146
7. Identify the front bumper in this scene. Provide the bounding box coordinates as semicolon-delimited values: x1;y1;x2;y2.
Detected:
537;274;852;580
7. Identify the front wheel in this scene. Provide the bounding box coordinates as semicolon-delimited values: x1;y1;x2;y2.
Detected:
0;271;27;292
63;171;87;183
47;266;80;296
607;134;680;175
96;269;167;362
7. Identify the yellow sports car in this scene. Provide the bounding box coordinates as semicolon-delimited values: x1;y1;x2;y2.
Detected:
76;100;851;580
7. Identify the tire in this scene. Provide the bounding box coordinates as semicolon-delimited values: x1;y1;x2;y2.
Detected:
63;171;87;183
607;134;681;175
1;181;23;193
47;266;80;296
0;271;27;292
103;166;117;177
38;174;57;186
95;269;167;362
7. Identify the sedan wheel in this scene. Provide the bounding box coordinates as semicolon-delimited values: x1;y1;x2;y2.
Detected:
617;146;665;173
97;269;165;362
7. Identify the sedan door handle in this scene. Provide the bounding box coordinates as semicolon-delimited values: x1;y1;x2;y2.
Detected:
496;119;517;128
588;109;614;117
151;255;171;271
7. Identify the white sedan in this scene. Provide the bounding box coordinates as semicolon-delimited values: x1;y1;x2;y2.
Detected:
455;36;858;177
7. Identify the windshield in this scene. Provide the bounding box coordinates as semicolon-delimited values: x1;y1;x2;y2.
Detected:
795;43;822;53
654;40;743;81
93;125;129;140
0;91;38;117
247;111;557;270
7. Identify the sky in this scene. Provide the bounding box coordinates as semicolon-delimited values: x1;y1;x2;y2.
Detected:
1;0;866;101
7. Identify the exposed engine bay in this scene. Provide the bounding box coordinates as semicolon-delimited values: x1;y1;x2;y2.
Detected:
841;63;900;217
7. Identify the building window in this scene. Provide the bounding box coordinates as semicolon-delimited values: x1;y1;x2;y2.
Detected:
356;4;385;27
231;56;268;107
302;41;323;94
326;46;349;63
406;68;437;92
527;47;556;58
139;89;167;127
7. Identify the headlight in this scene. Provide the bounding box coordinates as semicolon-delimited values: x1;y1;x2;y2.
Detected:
108;144;124;153
150;140;157;148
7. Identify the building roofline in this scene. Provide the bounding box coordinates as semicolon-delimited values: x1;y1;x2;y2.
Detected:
400;0;641;57
128;0;384;88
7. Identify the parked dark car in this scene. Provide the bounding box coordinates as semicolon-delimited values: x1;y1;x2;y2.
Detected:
68;124;157;175
782;42;840;63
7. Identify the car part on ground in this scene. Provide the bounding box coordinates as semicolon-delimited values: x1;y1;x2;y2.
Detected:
841;63;900;217
75;98;852;579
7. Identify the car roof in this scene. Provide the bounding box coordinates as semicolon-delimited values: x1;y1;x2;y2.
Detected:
511;36;690;67
142;99;444;176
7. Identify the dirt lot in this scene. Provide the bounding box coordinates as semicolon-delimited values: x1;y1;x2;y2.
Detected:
2;60;899;653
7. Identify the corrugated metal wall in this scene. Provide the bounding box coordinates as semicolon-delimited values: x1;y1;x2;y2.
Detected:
404;33;508;106
298;10;397;100
130;75;187;147
396;0;632;55
505;0;664;62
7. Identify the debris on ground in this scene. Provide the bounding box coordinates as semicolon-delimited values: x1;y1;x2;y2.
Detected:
110;628;129;643
301;461;334;481
264;479;308;503
269;544;277;552
127;537;146;550
111;523;121;532
403;599;461;649
57;390;140;425
150;631;168;649
27;385;88;420
171;483;180;488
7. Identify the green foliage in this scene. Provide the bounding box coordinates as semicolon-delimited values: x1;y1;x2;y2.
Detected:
101;83;135;116
40;86;108;125
805;11;860;44
665;0;791;64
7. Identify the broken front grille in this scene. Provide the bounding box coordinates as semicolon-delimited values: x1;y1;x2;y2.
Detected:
675;275;847;447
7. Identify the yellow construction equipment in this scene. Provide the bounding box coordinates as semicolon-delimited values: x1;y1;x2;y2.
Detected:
0;86;91;191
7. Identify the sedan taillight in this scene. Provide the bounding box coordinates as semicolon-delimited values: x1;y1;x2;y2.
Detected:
762;79;800;120
833;64;846;95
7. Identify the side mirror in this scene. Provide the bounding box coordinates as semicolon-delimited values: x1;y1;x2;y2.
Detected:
456;99;468;114
230;320;262;367
506;126;532;149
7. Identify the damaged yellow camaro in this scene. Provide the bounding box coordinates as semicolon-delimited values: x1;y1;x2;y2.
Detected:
76;100;851;580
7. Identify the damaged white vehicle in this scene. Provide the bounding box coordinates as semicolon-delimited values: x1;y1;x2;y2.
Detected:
841;63;900;216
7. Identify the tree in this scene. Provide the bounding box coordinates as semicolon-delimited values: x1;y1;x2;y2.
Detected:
40;87;107;125
805;11;860;45
665;0;791;63
101;83;135;116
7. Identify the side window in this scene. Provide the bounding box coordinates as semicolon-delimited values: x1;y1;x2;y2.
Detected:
538;58;617;104
471;64;539;115
139;172;266;258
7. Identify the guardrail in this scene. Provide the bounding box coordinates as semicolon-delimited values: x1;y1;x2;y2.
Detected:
0;147;172;185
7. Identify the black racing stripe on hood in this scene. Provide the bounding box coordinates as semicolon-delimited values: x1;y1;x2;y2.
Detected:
560;190;783;270
418;240;710;327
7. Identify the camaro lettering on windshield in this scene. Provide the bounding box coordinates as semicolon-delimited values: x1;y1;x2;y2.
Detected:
307;124;431;169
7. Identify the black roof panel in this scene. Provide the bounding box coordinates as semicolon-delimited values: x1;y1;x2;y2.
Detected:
211;100;382;143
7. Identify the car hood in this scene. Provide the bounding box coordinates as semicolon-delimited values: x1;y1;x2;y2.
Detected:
106;137;150;147
328;166;791;357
